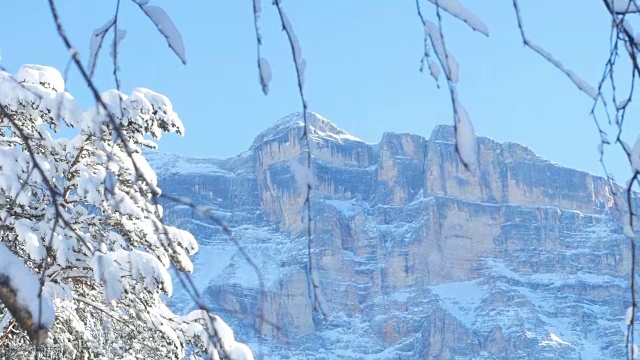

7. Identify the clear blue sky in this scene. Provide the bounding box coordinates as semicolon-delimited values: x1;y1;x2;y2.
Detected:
0;1;637;182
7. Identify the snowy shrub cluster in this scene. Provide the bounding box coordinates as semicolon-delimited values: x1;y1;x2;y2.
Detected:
0;64;252;359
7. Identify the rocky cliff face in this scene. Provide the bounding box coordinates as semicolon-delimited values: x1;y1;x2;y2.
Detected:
149;113;634;359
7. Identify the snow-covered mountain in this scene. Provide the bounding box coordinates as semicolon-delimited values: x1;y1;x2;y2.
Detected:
148;112;634;359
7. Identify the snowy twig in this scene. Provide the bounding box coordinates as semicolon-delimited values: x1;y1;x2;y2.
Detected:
415;0;439;86
73;296;126;323
35;217;58;357
626;171;639;359
87;18;115;78
272;0;327;319
426;0;488;36
595;2;640;356
112;0;123;90
436;4;468;168
511;12;640;352
419;0;477;170
133;0;186;64
252;0;272;94
512;0;598;100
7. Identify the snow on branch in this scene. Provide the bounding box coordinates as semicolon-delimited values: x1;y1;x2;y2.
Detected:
424;20;459;83
274;2;307;92
417;0;478;169
252;0;272;94
452;89;477;169
136;3;187;64
426;0;489;36
87;17;116;78
415;0;439;84
589;2;640;353
0;244;54;344
92;249;174;303
111;23;126;90
608;0;640;14
258;57;272;95
179;310;254;360
512;0;597;100
272;0;326;319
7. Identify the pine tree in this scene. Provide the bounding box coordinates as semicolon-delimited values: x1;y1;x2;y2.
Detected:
0;64;252;359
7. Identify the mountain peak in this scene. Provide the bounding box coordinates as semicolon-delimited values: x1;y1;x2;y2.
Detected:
429;124;455;142
252;112;362;147
158;112;630;359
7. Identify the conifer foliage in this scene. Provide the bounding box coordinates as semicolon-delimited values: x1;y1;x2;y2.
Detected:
0;64;252;359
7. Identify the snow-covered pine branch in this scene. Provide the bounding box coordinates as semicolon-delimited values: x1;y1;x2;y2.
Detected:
0;64;252;359
0;243;54;344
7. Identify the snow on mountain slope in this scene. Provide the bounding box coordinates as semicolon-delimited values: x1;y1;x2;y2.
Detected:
152;113;634;359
